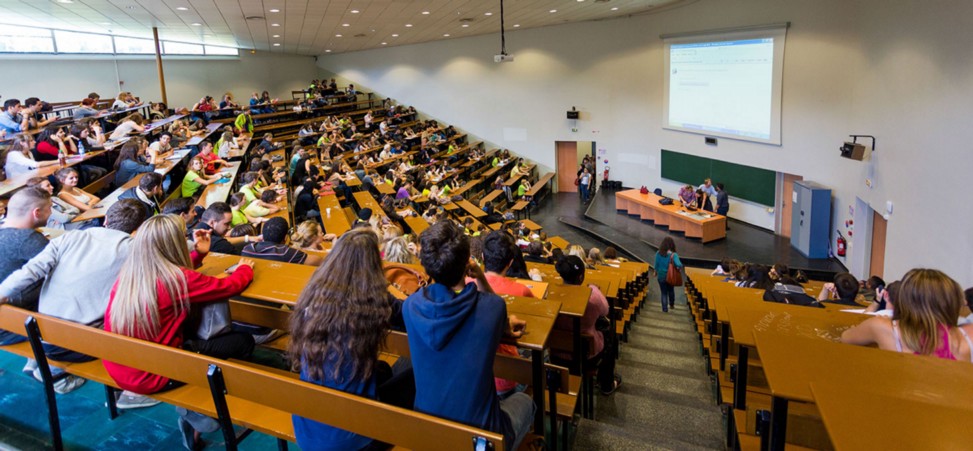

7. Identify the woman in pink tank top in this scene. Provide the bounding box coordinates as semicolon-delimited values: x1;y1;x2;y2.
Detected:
842;268;973;362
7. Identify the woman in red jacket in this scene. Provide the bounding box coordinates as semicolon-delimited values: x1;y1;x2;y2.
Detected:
103;214;255;450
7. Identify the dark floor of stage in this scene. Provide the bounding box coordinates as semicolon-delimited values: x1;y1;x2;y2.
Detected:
529;189;846;277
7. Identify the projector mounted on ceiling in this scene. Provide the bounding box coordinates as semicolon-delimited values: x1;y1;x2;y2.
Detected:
494;0;513;63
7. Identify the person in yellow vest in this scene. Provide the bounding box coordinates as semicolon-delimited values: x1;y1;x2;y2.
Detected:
234;110;253;134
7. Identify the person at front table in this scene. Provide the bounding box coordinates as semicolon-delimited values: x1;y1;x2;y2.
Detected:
677;184;697;207
181;156;223;198
0;99;30;134
841;268;973;362
55;167;100;213
403;221;535;451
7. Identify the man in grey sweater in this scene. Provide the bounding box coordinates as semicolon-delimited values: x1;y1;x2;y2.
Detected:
0;187;52;344
0;199;146;394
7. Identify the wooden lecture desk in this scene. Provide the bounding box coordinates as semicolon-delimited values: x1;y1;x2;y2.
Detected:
194;161;242;208
615;189;726;242
754;330;973;451
0;150;110;197
316;194;351;235
811;382;973;451
197;252;558;441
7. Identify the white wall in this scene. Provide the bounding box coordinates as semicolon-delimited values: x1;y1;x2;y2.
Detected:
0;51;320;109
316;0;973;285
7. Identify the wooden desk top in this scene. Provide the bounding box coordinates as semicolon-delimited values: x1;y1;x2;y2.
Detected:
511;279;549;300
375;182;396;196
725;301;866;347
0;150;109;197
617;189;725;225
545;284;591;317
200;253;555;351
455;199;486;218
811;382;973;451
402;214;430;235
753;330;973;404
548;236;570;250
316;194;351;235
195;161;242;209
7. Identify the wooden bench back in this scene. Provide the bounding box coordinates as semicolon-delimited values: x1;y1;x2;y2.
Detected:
0;305;212;387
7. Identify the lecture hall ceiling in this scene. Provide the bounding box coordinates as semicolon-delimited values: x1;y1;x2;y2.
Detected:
0;0;690;55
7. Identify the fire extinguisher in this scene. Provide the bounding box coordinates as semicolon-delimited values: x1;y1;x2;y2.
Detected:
836;231;847;257
603;166;610;181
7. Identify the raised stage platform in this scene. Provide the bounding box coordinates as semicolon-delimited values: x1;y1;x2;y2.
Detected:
546;189;846;279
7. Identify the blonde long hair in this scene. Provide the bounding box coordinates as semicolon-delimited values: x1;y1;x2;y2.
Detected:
109;215;192;338
894;268;964;355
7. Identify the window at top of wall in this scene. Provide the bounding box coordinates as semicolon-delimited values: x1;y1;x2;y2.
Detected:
0;25;54;53
114;36;155;54
54;30;113;53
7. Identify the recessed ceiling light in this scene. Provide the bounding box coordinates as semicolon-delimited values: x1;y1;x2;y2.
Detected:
272;34;280;38
381;42;387;45
191;22;201;26
443;33;450;37
335;34;342;37
405;24;413;27
271;23;280;27
176;6;188;11
611;7;619;11
578;0;585;2
273;43;281;46
326;49;332;53
484;12;492;16
269;9;280;13
549;9;557;13
391;34;399;37
99;22;111;25
422;11;430;15
342;23;350;27
351;10;359;14
462;24;469;28
513;24;520;27
57;0;73;3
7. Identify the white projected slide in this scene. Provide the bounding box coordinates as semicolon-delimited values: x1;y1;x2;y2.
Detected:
663;26;787;145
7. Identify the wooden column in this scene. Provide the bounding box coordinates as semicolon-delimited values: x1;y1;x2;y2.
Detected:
152;27;168;105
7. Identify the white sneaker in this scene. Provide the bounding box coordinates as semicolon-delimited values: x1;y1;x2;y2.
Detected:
53;375;86;394
253;329;284;345
116;391;161;410
22;359;37;376
33;367;86;394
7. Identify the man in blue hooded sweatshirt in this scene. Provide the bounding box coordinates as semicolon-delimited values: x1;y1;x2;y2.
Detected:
404;221;535;450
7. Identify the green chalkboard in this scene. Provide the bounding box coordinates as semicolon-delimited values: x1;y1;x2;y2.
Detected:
661;149;776;206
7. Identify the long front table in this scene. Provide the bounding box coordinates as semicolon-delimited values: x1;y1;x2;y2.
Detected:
615;189;726;243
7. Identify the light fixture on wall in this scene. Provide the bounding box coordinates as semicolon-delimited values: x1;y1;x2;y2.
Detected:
840;134;876;161
493;0;514;63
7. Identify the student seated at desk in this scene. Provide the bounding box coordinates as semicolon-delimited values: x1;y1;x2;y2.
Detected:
0;188;52;332
228;193;263;227
161;197;201;234
70;121;107;152
180;156;223;198
102;215;255;448
842;268;973;362
736;264;776;290
3;135;59;179
147;132;173;162
289;228;413;451
196;141;227;176
108;113;146;141
242;217;323;266
114;140;156;186
0;199;147;396
554;255;623;394
118;172;163;219
290;220;336;252
404;221;535;451
242;190;282;221
55;167;100;213
818;272;866;306
72;97;100;121
191;202;258;255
